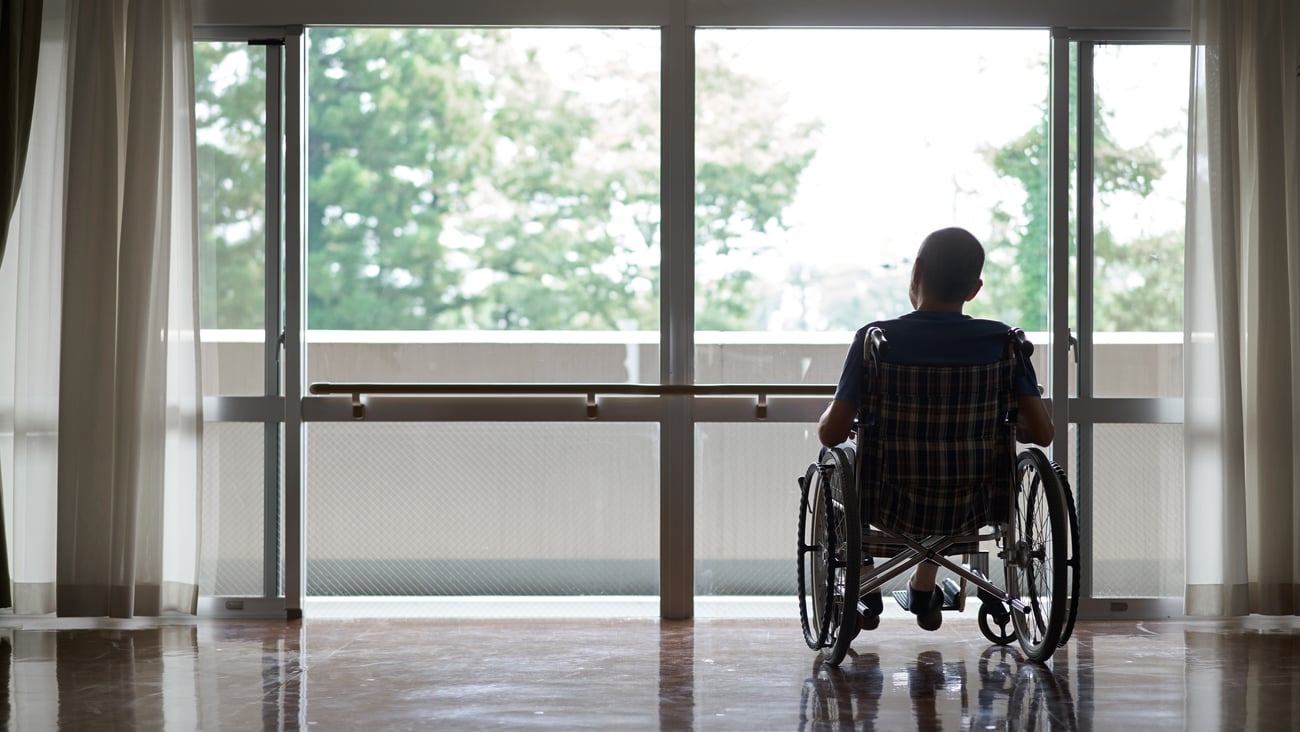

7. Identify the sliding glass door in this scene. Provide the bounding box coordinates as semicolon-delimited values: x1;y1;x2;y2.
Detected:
1064;35;1190;616
194;36;285;611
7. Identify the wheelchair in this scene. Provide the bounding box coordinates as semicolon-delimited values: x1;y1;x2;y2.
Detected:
797;327;1080;665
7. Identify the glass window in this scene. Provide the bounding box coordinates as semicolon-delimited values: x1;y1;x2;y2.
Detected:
694;29;1051;386
1090;45;1189;398
195;42;269;397
304;28;660;385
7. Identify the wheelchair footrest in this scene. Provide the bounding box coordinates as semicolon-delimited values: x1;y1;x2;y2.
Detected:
891;590;911;611
941;578;965;612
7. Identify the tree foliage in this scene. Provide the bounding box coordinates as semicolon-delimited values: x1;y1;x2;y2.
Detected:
694;46;818;329
196;37;1181;336
196;30;814;331
974;52;1183;333
195;43;268;329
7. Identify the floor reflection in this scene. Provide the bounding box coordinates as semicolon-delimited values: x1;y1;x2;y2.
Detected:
800;645;1078;731
0;634;11;730
1;621;305;731
1184;623;1300;731
259;631;304;732
658;621;695;730
0;615;1296;730
54;628;177;729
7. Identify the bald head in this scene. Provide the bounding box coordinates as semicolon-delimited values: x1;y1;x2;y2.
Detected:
914;227;985;305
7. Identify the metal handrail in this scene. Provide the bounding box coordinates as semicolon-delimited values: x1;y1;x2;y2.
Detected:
308;381;835;420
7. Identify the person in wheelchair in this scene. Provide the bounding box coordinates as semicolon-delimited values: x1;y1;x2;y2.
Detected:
816;226;1054;633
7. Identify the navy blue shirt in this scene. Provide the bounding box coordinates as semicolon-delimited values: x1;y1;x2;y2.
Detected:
833;311;1040;405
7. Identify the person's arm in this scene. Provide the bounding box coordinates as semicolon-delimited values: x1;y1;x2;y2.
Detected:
818;398;858;447
821;328;868;447
1016;394;1054;447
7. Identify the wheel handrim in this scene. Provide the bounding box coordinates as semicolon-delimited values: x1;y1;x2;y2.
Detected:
1007;450;1067;661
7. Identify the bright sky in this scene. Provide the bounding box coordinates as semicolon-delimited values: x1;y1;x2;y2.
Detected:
713;29;1049;267
717;33;1187;256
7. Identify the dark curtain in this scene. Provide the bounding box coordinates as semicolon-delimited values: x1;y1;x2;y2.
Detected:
1;0;45;609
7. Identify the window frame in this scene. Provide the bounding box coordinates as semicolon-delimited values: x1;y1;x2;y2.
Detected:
193;8;1193;620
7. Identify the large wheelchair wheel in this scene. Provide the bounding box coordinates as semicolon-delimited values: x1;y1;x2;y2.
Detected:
1057;460;1082;647
1005;448;1069;662
798;463;830;650
796;447;860;666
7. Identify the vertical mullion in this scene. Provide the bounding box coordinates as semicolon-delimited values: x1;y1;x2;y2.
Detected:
1051;31;1096;599
283;27;307;619
1077;44;1095;404
660;1;695;620
261;40;285;600
1049;30;1071;476
1075;41;1096;600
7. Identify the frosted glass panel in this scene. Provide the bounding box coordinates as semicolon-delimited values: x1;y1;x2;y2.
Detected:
694;423;821;595
305;423;659;599
201;423;271;596
1090;424;1184;597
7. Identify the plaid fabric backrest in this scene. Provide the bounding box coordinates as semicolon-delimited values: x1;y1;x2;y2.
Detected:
860;358;1015;535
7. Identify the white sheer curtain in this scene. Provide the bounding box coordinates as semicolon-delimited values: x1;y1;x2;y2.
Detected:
1185;0;1299;616
1;0;46;610
0;0;202;617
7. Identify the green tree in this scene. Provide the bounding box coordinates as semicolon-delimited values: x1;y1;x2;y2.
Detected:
307;29;498;330
973;51;1180;333
195;30;814;332
974;118;1052;330
694;42;818;330
1093;229;1183;330
195;43;268;330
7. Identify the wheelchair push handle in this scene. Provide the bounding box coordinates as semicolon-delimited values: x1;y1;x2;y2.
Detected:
1008;327;1032;357
865;326;889;360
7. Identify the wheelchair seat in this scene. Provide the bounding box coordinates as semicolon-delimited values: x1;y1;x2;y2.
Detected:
797;326;1079;666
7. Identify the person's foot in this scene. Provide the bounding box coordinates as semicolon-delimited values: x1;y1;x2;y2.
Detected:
908;583;944;631
860;590;884;631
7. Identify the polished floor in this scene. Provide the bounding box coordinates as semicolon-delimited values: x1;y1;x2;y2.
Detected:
2;609;1298;730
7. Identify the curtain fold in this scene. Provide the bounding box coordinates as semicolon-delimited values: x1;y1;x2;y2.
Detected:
1185;0;1300;616
1;0;45;610
1;0;42;254
1;0;68;616
1;0;202;618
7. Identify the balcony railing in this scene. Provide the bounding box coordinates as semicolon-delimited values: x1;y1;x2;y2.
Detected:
197;331;1184;599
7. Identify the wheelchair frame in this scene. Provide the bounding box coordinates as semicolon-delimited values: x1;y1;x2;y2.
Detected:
798;327;1080;665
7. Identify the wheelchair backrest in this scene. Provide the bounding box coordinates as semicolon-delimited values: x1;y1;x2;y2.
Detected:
856;327;1023;534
